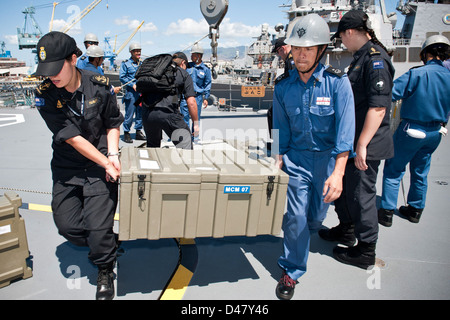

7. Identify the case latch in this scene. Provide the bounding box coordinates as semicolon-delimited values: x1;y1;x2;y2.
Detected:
267;176;275;201
138;174;147;201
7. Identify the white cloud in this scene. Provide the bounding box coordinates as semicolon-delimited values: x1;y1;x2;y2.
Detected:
140;22;158;32
5;35;18;45
165;17;263;40
220;18;262;38
165;18;209;36
114;17;157;32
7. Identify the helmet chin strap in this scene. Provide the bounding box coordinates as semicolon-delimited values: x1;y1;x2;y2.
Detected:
299;45;328;74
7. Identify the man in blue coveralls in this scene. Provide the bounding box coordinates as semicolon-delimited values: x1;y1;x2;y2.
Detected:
180;44;211;140
120;42;145;143
378;35;450;226
77;33;102;74
272;14;355;300
83;45;105;75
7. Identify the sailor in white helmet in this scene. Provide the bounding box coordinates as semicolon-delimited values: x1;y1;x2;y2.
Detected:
180;43;211;141
119;42;145;143
77;33;100;71
82;45;105;75
379;35;450;226
272;14;355;300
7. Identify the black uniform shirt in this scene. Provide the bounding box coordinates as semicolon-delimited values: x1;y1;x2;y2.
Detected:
143;66;195;111
284;52;295;74
35;69;124;181
347;41;395;160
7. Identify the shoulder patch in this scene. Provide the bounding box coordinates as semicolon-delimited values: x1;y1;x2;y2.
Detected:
35;97;45;107
275;72;290;84
80;55;87;61
325;66;343;77
373;60;385;70
90;75;110;87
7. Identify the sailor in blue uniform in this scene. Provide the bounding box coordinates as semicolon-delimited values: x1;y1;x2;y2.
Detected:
378;35;450;226
81;45;104;75
119;42;145;143
180;44;211;138
273;14;355;300
77;33;102;73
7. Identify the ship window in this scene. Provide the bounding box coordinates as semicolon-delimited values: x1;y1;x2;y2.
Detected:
426;32;439;38
393;47;407;63
409;47;422;62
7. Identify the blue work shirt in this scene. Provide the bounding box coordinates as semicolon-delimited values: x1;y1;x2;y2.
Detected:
120;58;141;91
273;63;355;157
77;53;103;74
393;59;450;123
188;61;211;99
82;62;104;75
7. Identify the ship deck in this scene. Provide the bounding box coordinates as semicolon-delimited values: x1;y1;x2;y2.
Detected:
0;103;449;305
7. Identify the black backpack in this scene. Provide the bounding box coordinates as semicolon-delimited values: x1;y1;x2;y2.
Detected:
135;54;177;95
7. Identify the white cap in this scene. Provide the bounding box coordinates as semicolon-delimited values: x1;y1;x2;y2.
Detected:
129;42;142;52
86;45;104;58
84;33;99;43
285;14;331;47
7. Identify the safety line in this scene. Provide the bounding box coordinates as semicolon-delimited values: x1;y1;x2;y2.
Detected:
159;238;198;300
20;202;120;221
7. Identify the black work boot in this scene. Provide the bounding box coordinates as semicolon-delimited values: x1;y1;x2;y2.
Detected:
123;132;133;143
275;271;296;300
318;223;356;246
399;205;423;223
378;208;394;227
96;263;115;300
333;241;376;270
135;130;146;141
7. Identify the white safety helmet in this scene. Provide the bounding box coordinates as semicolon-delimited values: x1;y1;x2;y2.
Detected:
421;34;450;53
285;14;331;47
420;34;450;62
191;43;204;54
129;42;142;52
86;45;104;58
84;33;99;43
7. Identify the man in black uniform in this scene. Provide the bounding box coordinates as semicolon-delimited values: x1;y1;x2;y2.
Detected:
268;38;295;153
34;31;124;300
319;10;395;269
141;52;198;149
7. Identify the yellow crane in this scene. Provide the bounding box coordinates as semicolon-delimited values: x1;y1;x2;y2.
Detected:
49;2;59;32
60;0;102;34
114;20;145;55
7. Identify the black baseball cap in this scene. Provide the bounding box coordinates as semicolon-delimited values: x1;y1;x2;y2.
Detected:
331;10;368;40
35;31;78;77
272;37;287;53
173;52;189;65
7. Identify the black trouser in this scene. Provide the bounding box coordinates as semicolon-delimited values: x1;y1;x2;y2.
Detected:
142;107;192;150
51;178;118;266
333;159;380;244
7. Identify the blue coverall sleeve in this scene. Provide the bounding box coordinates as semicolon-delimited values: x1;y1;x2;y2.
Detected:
203;68;212;99
333;76;356;158
119;61;136;89
272;85;291;155
391;70;412;102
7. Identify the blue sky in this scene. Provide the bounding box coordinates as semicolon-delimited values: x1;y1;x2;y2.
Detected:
1;0;402;66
